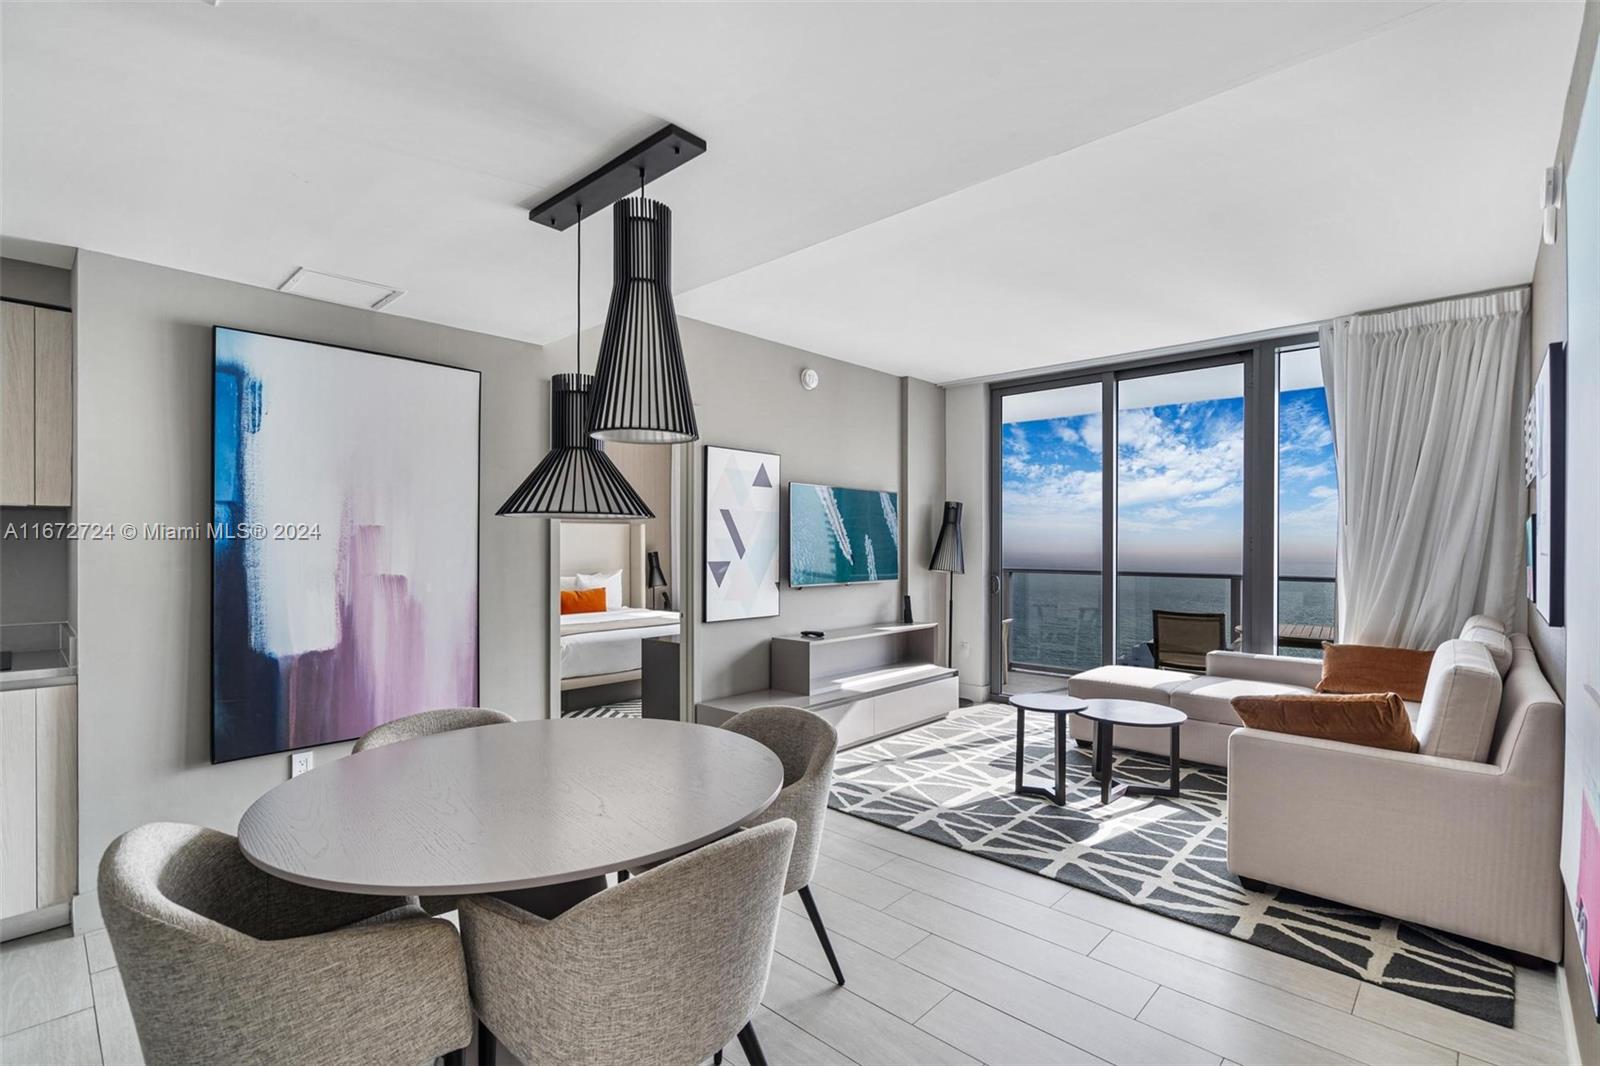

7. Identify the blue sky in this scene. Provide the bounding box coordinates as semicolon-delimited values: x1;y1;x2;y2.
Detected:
1001;388;1336;576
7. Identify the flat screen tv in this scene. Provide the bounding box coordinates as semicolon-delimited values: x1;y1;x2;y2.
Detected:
789;483;901;587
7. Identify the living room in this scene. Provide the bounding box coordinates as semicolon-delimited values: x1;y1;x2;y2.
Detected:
1;4;1597;1066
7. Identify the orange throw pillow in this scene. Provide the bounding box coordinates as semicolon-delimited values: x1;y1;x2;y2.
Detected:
1233;692;1420;753
1315;643;1434;702
560;587;607;615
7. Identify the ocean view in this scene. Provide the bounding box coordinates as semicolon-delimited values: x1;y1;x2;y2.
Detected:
1007;571;1336;672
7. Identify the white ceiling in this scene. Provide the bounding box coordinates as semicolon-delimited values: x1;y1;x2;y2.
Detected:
1;2;1582;384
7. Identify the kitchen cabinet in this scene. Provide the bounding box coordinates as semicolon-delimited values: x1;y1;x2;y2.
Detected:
0;684;77;931
1;300;73;507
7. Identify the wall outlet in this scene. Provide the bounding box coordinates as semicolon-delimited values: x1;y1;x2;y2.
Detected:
290;751;313;778
959;640;971;660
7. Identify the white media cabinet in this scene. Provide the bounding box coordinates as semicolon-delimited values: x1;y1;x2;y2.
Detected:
695;622;958;749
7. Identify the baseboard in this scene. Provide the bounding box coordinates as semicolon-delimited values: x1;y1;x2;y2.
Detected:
1;902;70;942
958;682;989;705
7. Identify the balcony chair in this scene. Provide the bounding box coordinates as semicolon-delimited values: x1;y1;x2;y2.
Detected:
1150;609;1227;673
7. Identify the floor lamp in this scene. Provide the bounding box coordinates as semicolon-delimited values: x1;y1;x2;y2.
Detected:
929;502;965;669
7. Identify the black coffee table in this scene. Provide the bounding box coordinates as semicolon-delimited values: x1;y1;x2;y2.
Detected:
1077;699;1187;805
1008;693;1087;805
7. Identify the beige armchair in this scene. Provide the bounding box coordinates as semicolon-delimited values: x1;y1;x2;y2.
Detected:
99;822;473;1065
460;818;796;1066
1227;633;1564;960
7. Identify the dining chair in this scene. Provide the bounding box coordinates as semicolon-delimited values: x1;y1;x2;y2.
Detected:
460;818;796;1066
99;822;473;1066
351;706;514;753
722;705;845;985
353;706;515;916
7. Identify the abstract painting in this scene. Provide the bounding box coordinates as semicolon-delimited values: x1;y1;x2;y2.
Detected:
212;327;479;763
789;483;901;587
704;445;779;622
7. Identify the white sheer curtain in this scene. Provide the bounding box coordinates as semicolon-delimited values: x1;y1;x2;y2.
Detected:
1320;289;1527;649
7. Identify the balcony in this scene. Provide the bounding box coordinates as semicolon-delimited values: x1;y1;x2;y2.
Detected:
1002;568;1335;684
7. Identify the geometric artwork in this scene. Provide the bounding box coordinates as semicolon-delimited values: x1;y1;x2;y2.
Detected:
212;327;479;763
830;705;1518;1026
704;445;780;622
1530;342;1566;627
788;483;901;587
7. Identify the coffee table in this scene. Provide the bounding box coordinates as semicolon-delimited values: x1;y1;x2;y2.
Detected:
1077;699;1187;805
1008;693;1087;805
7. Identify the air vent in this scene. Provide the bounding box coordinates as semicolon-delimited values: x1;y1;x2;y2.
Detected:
278;267;405;311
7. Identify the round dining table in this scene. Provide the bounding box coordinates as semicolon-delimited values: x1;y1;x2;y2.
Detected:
237;718;785;903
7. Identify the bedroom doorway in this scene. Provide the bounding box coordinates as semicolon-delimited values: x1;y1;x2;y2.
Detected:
551;440;684;719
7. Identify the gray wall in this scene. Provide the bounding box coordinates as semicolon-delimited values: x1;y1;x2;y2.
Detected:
680;317;942;701
1;260;74;625
902;376;947;646
944;383;990;700
73;251;551;889
1;257;71;309
1530;3;1600;1062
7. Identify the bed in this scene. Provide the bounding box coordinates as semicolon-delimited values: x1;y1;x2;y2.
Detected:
559;607;680;689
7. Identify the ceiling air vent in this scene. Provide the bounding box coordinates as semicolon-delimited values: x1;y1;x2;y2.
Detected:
278;267;405;311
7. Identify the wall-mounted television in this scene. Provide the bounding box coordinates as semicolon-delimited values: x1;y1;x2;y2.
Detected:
789;483;900;587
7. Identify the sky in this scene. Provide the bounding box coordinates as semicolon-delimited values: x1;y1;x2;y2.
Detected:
1001;381;1337;577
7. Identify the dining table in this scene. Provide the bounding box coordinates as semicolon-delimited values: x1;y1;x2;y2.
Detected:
237;718;786;913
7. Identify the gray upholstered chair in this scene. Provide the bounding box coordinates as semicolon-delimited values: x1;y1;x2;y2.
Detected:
353;706;515;916
722;704;844;985
460;818;796;1066
351;706;514;753
99;822;473;1066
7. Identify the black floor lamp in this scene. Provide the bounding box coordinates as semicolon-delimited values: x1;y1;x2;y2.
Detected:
929;502;965;669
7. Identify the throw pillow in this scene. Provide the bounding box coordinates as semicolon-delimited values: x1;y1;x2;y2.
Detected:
560;587;607;615
1233;692;1420;753
1316;643;1434;702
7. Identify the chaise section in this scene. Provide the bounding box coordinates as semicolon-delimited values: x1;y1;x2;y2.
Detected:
1065;665;1192;704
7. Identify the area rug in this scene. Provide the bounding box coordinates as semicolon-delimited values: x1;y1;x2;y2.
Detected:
827;704;1517;1026
561;700;641;719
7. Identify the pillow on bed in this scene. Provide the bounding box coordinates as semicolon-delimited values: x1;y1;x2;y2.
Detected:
576;569;623;609
560;588;607;615
559;575;579;592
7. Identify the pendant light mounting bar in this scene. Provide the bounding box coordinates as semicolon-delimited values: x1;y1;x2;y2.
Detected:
529;125;707;231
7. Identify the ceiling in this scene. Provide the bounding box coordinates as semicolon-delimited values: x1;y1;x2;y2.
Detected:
1;2;1582;384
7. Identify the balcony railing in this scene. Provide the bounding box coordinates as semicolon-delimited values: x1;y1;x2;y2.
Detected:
1002;568;1335;676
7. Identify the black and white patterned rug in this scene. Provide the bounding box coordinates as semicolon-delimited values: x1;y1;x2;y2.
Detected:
828;704;1517;1026
562;700;642;719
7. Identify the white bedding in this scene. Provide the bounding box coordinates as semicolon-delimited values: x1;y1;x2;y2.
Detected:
559;608;680;680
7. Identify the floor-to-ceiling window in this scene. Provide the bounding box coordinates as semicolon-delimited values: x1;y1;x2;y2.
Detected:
1276;342;1338;656
990;335;1328;695
1000;384;1103;686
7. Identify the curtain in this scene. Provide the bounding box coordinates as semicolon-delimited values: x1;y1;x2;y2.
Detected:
1320;289;1527;649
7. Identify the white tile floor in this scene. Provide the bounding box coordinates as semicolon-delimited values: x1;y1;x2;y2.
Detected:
1;810;1571;1065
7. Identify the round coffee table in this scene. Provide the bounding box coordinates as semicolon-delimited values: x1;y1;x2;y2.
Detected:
1077;699;1188;805
1008;693;1087;805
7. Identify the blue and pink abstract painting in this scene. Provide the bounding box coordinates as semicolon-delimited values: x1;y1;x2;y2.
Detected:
212;327;479;763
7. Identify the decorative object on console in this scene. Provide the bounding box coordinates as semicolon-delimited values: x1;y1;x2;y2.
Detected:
704;445;781;622
496;211;653;521
646;550;669;610
1528;341;1566;626
789;484;902;587
927;501;964;667
211;327;479;763
901;594;913;625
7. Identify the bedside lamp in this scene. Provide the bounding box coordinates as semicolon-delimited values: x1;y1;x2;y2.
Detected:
646;550;670;611
928;502;965;669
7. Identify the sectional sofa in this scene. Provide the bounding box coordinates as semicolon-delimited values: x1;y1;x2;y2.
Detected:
1066;617;1565;960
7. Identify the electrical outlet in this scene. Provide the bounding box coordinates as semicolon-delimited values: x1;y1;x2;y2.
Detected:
959;640;971;660
290;751;313;778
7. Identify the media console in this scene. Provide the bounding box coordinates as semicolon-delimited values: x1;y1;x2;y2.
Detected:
695;622;958;748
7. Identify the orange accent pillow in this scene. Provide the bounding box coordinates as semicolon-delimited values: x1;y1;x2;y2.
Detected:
1233;692;1420;753
560;587;607;615
1315;643;1434;702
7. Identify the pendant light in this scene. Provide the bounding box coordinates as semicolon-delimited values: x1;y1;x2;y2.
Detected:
586;166;699;445
497;209;654;521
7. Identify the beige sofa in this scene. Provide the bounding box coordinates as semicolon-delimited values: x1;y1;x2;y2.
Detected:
1068;619;1565;961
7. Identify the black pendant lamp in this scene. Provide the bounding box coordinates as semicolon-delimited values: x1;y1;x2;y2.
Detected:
587;178;699;444
497;212;653;521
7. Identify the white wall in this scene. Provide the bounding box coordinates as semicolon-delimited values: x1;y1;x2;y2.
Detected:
944;383;989;701
73;252;552;893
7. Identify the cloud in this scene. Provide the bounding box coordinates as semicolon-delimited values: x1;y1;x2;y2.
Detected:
1283;460;1334;481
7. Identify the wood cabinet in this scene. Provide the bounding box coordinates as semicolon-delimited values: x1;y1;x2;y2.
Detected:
0;684;78;922
1;301;73;507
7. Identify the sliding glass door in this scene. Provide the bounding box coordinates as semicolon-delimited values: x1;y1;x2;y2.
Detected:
989;335;1330;696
